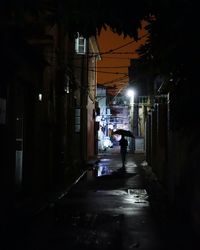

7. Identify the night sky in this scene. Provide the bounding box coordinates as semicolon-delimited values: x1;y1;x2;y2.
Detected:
97;23;147;96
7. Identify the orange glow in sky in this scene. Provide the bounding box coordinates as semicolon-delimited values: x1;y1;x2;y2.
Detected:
97;23;147;95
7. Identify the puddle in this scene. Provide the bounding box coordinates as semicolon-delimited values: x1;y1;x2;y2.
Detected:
126;189;149;203
86;164;112;181
97;165;113;177
95;189;148;201
99;158;111;162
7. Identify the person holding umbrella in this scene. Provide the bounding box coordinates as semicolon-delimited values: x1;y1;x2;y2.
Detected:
119;135;128;169
112;129;134;170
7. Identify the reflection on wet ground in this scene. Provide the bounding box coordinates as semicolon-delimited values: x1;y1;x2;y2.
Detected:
18;152;170;250
47;152;160;250
12;151;199;250
97;165;113;177
95;189;149;205
87;157;113;178
94;154;138;178
99;158;111;162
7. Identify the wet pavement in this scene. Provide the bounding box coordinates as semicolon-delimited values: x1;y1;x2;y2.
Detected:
5;149;199;249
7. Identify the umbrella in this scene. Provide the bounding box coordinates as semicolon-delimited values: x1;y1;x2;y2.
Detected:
112;129;134;138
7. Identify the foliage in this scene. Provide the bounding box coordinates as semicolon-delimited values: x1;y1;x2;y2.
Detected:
0;0;154;38
136;0;199;84
134;0;200;128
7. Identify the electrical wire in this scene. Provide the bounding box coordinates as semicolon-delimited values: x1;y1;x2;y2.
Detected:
98;34;148;56
90;66;129;69
98;56;134;60
100;76;129;85
93;70;127;75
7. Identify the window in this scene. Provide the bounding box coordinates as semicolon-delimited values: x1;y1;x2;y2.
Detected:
75;108;81;132
75;33;87;54
139;96;148;104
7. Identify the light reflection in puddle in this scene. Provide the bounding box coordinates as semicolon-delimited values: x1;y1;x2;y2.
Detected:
99;158;111;162
126;189;149;203
96;189;149;204
97;165;113;177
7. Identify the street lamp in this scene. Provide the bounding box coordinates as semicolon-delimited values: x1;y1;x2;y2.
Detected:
126;89;135;99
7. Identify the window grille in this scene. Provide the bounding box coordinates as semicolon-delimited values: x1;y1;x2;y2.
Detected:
75;33;86;54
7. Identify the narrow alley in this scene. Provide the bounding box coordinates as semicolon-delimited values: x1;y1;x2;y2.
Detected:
1;3;200;249
6;150;198;250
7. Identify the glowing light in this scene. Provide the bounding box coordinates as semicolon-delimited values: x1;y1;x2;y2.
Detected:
38;94;42;101
127;89;135;98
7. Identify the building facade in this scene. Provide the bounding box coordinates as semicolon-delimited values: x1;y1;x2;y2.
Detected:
0;6;100;224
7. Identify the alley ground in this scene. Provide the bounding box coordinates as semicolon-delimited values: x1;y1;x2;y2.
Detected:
4;148;199;250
